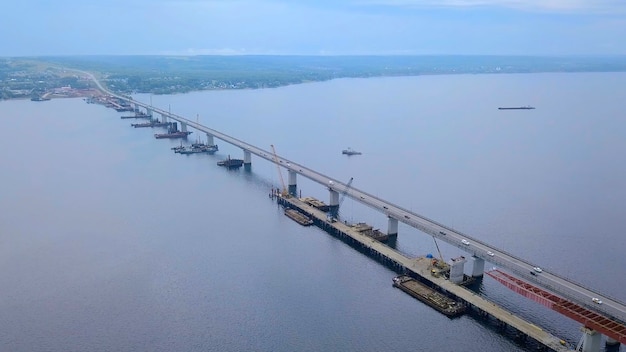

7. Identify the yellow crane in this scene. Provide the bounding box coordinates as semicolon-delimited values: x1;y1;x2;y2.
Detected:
270;144;289;197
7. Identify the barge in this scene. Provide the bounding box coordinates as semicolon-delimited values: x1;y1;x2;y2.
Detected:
300;197;330;212
154;122;192;139
392;275;465;318
284;208;313;226
178;144;219;155
217;156;244;168
498;106;535;110
132;121;172;128
155;131;192;139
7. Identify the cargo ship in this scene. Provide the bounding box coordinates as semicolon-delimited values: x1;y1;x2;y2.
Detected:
217;156;244;168
392;275;465;318
284;208;313;226
498;106;535;110
342;147;362;155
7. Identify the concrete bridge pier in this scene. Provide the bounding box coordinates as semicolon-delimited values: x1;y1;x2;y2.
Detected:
288;170;297;196
471;256;485;277
146;108;153;118
180;122;187;132
328;189;339;215
605;337;620;350
206;133;215;146
160;113;168;123
577;327;602;352
243;150;252;165
387;216;398;238
449;256;467;284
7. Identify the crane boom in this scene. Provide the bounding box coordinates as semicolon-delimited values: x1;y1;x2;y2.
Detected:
270;144;288;196
433;236;444;262
337;177;354;208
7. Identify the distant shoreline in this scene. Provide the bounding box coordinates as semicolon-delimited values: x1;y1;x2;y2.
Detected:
2;55;626;101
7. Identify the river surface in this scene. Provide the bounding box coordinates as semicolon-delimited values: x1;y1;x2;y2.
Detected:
1;72;625;352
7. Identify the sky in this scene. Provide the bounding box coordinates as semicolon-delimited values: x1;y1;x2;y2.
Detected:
1;0;625;56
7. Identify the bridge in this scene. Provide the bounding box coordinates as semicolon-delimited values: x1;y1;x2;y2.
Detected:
84;71;624;351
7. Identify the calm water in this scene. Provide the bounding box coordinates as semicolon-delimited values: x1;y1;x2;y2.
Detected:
1;72;625;352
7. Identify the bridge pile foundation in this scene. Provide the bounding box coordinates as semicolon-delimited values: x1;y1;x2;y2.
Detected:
471;256;485;277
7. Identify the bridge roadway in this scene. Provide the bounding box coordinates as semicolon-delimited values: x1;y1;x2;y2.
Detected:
88;72;626;328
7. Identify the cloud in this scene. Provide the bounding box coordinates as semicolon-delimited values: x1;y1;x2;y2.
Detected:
355;0;626;14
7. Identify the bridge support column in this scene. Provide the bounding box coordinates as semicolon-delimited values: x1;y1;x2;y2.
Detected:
206;133;214;146
471;256;485;277
243;150;252;165
160;113;168;123
328;189;339;215
605;337;620;350
288;170;297;196
146;108;153;118
577;327;602;352
133;103;139;112
448;256;466;284
180;122;187;132
387;216;398;237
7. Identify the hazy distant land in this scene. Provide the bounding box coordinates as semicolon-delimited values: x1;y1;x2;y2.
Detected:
1;55;626;100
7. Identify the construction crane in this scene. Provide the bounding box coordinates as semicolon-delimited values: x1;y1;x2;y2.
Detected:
270;144;289;197
337;177;354;209
327;177;354;221
433;236;445;262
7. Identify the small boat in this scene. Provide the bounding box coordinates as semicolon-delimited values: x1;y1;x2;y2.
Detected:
342;148;362;156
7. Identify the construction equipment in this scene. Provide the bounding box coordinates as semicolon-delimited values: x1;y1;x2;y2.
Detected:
270;144;289;197
327;177;354;221
337;177;354;209
432;236;445;262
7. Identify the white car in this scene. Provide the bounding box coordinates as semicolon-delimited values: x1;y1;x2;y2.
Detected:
592;297;603;304
487;251;494;256
533;267;543;273
461;239;470;245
